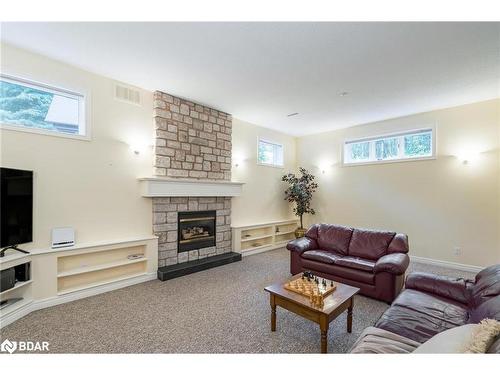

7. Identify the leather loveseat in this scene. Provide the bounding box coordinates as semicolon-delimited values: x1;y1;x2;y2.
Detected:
286;224;410;303
374;264;500;344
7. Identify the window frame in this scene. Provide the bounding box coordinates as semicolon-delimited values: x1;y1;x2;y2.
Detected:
342;126;436;166
0;73;91;141
257;138;285;168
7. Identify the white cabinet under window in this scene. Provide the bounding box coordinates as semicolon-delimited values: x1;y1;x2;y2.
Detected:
343;128;435;166
0;74;87;138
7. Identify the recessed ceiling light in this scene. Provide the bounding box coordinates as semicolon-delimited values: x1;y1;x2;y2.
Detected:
287;112;299;117
339;92;349;97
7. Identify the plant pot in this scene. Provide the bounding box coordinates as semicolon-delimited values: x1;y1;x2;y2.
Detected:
294;227;307;239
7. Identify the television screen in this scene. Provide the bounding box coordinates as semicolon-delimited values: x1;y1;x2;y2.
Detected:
0;167;33;248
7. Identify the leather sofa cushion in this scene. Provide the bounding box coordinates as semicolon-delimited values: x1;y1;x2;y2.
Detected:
387;233;409;254
469;264;500;308
405;272;471;305
349;229;396;260
309;224;353;255
300;258;375;285
334;256;375;272
375;289;469;343
301;250;341;264
468;296;500;323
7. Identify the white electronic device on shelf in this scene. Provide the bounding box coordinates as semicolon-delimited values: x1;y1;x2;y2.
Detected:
51;227;75;248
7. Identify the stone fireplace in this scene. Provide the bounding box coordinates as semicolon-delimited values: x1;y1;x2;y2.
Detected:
149;91;239;269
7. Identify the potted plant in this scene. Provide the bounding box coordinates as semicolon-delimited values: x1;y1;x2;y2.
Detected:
282;167;318;238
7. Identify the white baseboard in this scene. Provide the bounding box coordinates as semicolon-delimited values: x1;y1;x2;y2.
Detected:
0;272;157;328
0;300;34;329
410;255;483;274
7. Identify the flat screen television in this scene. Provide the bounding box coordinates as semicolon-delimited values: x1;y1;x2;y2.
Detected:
0;167;33;248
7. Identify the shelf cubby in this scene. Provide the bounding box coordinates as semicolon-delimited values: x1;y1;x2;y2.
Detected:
56;244;148;294
232;219;300;256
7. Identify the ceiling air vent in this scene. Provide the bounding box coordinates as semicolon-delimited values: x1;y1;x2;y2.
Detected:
114;83;142;105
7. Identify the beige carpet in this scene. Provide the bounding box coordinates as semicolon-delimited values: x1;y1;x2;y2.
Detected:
0;248;474;353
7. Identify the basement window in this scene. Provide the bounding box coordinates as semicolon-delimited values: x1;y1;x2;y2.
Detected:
0;74;87;138
258;139;284;168
343;128;435;165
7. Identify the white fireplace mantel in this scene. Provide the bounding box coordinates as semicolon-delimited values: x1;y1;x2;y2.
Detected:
138;177;244;197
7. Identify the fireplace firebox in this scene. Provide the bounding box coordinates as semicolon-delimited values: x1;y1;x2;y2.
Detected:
178;211;216;252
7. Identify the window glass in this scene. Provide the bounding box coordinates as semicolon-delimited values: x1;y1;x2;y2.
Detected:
258;140;284;167
0;76;85;136
344;129;434;165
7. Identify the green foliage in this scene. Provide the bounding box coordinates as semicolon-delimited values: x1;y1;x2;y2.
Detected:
0;80;53;127
258;141;273;164
282;167;318;228
351;142;369;160
375;138;398;160
0;80;78;134
404;133;431;157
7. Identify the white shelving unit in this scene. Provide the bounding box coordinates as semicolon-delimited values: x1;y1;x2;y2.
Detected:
0;253;32;323
232;219;299;256
56;244;149;295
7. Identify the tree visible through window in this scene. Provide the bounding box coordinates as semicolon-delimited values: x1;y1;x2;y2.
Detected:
0;75;85;136
344;129;434;165
258;139;284;167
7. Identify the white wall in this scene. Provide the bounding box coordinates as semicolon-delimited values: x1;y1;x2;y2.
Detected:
296;99;500;267
231;118;296;226
0;43;155;250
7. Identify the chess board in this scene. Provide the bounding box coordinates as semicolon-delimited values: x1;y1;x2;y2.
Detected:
284;277;336;299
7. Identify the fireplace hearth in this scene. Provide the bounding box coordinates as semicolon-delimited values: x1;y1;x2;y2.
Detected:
178;211;216;252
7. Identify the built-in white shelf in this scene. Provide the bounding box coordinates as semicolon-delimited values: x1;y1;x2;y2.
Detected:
0;280;33;298
275;230;296;235
30;235;157;255
232;219;299;257
57;272;148;295
57;258;147;278
240;234;274;242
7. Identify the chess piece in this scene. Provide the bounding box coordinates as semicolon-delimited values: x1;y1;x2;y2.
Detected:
330;280;334;287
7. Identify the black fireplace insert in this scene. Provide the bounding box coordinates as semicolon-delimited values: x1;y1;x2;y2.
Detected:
177;211;216;252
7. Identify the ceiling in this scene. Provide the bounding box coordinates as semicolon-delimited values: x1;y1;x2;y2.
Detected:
1;22;499;136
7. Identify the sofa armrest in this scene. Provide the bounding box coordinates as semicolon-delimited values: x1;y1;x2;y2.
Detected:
374;253;409;275
286;237;317;254
405;272;470;305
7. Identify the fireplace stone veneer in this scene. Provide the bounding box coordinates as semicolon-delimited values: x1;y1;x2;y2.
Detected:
153;91;232;180
153;197;232;267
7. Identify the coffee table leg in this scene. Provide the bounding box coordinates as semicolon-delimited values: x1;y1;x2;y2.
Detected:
320;317;328;353
320;330;327;353
347;298;353;333
270;294;276;332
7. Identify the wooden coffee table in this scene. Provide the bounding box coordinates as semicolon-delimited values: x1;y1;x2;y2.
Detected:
264;274;360;353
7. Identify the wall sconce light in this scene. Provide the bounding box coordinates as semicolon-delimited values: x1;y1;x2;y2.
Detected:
456;150;480;166
318;162;333;175
232;155;246;168
129;142;152;155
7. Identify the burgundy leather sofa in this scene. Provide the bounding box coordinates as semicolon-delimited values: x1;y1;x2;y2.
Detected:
375;264;500;344
286;224;410;303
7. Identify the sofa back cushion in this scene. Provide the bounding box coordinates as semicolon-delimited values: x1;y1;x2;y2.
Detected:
468;264;500;308
387;233;409;254
348;228;396;260
306;223;353;255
